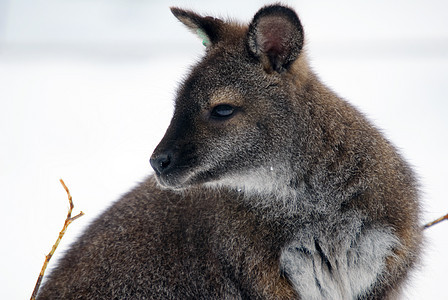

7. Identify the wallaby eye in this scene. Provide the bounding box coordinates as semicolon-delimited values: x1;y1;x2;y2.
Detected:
210;104;235;119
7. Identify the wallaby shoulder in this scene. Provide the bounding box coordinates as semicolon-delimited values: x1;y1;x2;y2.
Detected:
38;176;298;299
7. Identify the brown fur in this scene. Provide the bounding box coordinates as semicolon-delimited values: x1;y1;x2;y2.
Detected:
38;4;422;299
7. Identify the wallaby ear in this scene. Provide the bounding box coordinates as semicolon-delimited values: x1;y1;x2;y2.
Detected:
247;5;304;73
170;7;224;48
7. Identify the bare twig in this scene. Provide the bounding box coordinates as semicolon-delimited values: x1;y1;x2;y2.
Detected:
423;213;448;230
30;179;84;300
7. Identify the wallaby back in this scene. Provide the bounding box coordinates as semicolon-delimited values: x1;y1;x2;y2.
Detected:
38;4;422;299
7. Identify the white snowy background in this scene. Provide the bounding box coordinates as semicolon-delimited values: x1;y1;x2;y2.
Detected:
1;0;447;299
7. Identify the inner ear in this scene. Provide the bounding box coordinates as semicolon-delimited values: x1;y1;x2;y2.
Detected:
247;5;304;73
171;7;224;48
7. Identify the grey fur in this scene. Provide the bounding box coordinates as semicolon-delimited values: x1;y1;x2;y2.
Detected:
37;4;422;299
281;224;400;299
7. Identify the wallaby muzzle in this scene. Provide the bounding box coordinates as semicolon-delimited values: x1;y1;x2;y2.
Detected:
150;151;173;176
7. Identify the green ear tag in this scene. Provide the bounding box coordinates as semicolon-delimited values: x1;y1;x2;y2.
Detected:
196;29;210;47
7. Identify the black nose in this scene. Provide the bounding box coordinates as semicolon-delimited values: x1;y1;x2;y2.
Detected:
150;152;172;175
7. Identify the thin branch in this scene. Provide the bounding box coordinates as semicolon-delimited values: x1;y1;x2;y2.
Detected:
423;213;448;230
30;179;84;300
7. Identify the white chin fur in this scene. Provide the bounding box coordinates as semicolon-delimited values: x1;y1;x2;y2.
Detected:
202;165;303;216
204;166;292;195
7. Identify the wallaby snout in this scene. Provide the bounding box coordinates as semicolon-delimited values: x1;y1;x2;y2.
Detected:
150;134;199;189
149;147;184;188
150;151;173;175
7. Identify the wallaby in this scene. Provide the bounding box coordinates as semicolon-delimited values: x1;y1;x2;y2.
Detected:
37;4;422;299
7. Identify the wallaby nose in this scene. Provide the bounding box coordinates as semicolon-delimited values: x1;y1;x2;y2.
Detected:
150;152;172;175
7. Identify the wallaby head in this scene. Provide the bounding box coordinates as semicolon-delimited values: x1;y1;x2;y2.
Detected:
150;5;310;196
